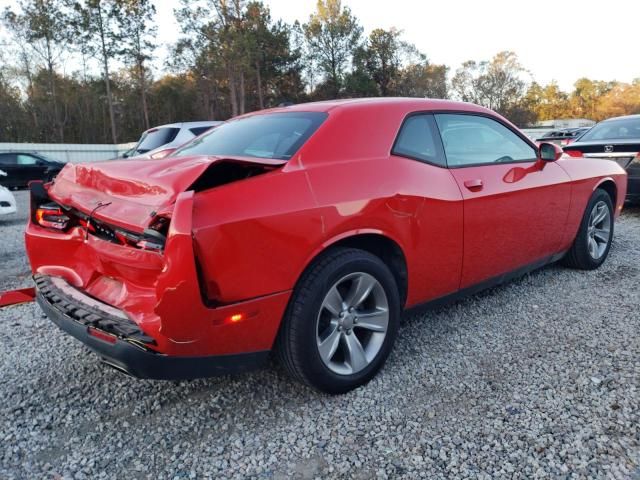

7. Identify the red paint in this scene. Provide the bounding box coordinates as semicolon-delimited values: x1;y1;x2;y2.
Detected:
88;327;117;344
450;161;573;287
0;287;35;308
24;98;628;360
565;149;583;158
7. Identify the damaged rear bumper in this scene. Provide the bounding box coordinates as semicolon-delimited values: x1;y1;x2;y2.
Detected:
27;189;291;365
36;274;270;380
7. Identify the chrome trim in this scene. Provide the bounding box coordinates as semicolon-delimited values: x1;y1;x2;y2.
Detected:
582;152;638;158
583;152;637;159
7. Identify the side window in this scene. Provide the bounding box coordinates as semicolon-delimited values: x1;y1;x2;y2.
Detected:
434;114;537;167
189;126;214;136
392;114;446;167
0;154;17;165
17;154;39;165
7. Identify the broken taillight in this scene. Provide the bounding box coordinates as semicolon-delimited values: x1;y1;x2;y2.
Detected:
136;239;164;252
135;216;170;252
35;204;70;230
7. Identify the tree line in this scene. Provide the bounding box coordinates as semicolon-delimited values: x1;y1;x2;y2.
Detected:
1;0;639;144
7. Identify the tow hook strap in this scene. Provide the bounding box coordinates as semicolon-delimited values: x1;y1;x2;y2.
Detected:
0;287;36;308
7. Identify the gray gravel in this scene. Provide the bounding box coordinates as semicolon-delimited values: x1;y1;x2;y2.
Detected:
0;190;31;292
1;190;639;479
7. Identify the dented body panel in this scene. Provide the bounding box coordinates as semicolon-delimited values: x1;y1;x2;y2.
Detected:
25;98;628;379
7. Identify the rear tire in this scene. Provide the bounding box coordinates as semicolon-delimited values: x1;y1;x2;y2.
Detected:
276;248;400;394
563;189;614;270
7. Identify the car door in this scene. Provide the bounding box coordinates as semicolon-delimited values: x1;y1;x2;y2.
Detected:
434;113;571;289
16;154;48;187
0;154;18;187
389;113;464;303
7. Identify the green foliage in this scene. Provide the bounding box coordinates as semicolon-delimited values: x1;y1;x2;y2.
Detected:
303;0;362;98
2;0;73;141
524;78;640;122
2;2;638;142
0;76;29;142
116;0;156;129
452;51;528;114
343;27;448;99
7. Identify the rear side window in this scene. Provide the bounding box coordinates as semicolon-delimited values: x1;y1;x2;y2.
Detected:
0;154;16;165
392;114;446;167
189;126;214;136
435;114;537;167
137;127;180;153
174;112;327;160
17;154;38;165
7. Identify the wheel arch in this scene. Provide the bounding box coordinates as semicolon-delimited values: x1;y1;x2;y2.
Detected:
299;231;409;309
594;178;617;206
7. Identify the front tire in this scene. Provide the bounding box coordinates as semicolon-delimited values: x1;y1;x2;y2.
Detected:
276;248;400;394
563;189;614;270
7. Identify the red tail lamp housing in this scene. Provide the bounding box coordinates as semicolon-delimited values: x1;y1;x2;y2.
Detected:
35;204;70;230
565;150;583;158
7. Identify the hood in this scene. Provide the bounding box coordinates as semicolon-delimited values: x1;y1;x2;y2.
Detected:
47;155;285;231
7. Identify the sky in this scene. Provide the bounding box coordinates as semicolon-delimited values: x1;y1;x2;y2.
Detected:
153;0;640;91
1;0;637;91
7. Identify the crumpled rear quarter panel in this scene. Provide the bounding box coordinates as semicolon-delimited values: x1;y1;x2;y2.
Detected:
191;168;321;303
26;191;290;357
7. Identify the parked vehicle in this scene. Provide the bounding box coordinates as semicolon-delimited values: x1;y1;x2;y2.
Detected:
26;98;627;393
0;170;17;216
563;114;640;203
0;152;64;189
123;121;222;159
537;127;590;146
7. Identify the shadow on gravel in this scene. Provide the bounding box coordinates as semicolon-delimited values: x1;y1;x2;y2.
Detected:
623;203;640;218
59;260;565;416
0;219;27;227
17;250;597;410
5;204;638;399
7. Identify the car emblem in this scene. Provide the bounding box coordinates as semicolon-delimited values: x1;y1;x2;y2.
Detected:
604;145;614;153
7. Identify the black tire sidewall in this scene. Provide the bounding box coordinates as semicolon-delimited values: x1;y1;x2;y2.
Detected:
291;250;400;394
573;189;614;269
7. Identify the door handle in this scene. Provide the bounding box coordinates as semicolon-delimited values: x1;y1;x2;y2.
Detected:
463;179;483;191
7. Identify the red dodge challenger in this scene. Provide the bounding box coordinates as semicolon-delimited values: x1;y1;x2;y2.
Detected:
26;98;627;393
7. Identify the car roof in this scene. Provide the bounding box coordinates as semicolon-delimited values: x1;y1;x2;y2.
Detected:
0;151;48;158
148;121;223;130
600;114;640;123
0;151;42;155
254;97;494;116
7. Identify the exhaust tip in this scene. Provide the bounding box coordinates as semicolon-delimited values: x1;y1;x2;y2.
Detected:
101;360;134;378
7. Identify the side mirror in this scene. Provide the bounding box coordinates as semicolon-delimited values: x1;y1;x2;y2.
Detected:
539;142;563;162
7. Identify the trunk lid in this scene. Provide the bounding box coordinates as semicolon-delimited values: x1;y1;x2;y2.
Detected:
564;140;640;170
48;155;285;231
564;139;640;155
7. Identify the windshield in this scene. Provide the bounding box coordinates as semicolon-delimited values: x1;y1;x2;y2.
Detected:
579;117;640;141
136;127;180;153
173;112;328;160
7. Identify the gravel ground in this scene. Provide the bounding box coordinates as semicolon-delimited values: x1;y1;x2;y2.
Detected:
1;190;639;479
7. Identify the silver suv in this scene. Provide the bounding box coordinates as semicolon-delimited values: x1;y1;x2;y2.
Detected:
123;121;222;158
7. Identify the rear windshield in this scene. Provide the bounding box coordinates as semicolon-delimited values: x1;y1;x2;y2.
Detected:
579;117;640;141
136;127;180;153
173;112;328;160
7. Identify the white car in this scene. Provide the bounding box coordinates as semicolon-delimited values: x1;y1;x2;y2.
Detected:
123;121;222;159
0;170;17;216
